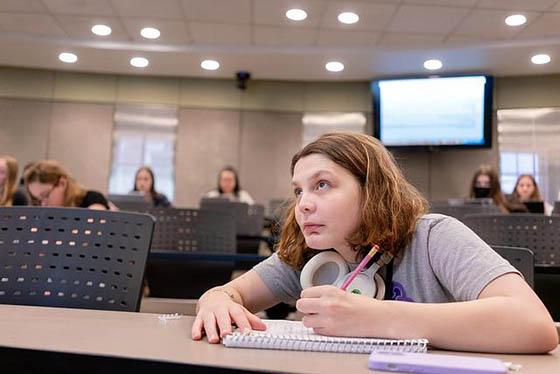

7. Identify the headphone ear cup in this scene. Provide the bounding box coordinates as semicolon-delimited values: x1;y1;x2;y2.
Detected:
300;251;348;289
373;273;385;300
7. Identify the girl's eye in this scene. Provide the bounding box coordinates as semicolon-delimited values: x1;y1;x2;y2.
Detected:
317;181;330;190
294;188;303;197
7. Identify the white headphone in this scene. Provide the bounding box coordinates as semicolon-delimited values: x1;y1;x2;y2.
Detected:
300;250;393;300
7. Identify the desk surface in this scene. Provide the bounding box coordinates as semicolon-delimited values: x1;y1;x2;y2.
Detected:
0;304;557;373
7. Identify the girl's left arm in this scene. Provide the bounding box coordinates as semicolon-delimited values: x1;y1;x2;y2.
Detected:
297;273;558;353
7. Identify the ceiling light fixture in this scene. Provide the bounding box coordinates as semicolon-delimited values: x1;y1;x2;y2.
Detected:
531;54;551;65
201;59;220;71
423;59;443;70
91;24;112;36
505;14;527;27
285;9;307;21
58;52;78;64
325;61;344;72
338;12;359;25
130;57;149;68
140;27;161;39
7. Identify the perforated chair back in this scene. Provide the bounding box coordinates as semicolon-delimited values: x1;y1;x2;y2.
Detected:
0;207;154;312
149;208;236;253
199;200;262;236
463;214;560;266
491;246;534;288
430;202;501;222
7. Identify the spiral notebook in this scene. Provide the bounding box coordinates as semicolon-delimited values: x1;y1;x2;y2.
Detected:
222;319;429;354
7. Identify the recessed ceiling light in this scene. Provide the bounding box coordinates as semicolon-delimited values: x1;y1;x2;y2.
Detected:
58;52;77;64
338;12;359;25
531;54;551;65
130;57;149;68
423;59;443;71
201;59;220;71
285;8;307;21
140;27;160;39
505;14;527;27
91;24;112;36
325;61;344;72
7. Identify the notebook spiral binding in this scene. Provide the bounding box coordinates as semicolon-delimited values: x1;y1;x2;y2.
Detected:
224;332;429;354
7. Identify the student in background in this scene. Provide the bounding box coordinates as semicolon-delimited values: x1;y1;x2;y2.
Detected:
510;174;553;215
206;166;254;205
25;160;109;210
192;132;557;353
469;165;512;213
133;166;171;208
0;155;27;206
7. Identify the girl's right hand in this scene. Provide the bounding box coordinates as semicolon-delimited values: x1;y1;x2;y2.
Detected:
191;290;267;343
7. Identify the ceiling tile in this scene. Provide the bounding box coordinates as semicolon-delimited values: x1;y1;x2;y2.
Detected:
0;13;66;36
254;26;317;46
54;15;130;40
377;32;444;47
476;0;558;11
516;13;560;38
452;9;539;39
319;1;398;32
189;22;251;44
42;0;115;16
253;0;325;28
181;0;251;23
402;0;478;6
388;5;470;34
316;29;379;46
111;0;184;20
121;18;190;43
0;0;47;12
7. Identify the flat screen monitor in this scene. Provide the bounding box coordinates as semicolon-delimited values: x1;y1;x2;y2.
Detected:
372;75;493;148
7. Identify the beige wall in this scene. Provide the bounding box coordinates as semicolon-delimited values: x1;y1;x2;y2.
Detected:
1;66;558;204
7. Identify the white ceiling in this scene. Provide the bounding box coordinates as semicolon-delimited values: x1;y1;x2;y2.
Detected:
0;0;559;80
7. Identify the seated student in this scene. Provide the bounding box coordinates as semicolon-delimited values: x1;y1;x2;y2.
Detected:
0;155;27;206
469;165;518;213
25;160;109;210
509;174;553;216
192;132;558;353
206;166;254;205
133;166;171;208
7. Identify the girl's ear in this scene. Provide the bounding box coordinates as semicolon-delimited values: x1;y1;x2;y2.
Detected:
58;176;68;189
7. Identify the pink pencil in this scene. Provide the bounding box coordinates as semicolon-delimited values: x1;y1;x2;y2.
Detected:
340;245;380;291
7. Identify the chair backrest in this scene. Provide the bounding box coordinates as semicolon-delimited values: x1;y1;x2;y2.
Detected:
0;207;154;312
108;194;152;212
491;245;534;288
430;203;501;222
199;200;264;236
149;208;236;253
462;214;560;266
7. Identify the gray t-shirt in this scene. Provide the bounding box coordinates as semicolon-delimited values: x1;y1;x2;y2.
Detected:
253;214;519;305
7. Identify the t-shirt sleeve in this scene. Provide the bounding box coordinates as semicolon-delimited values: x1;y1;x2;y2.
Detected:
427;216;521;301
252;253;302;305
81;190;110;209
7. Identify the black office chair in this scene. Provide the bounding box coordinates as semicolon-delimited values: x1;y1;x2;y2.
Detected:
491;246;534;288
146;208;237;299
0;207;154;312
463;214;560;320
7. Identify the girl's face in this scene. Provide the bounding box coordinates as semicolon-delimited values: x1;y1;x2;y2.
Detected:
475;174;491;188
292;154;362;262
135;169;153;193
219;170;236;194
0;159;6;187
516;176;535;201
27;178;67;207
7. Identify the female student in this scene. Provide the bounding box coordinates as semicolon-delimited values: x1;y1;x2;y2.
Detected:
133;166;171;207
510;174;553;215
0;155;26;206
25;160;109;210
469;165;511;213
192;132;558;353
206;166;254;205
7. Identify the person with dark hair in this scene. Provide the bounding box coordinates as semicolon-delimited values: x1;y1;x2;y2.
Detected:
206;166;254;205
192;132;557;353
509;174;552;215
469;165;511;213
133;166;171;208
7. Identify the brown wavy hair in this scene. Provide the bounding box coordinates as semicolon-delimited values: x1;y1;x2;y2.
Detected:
277;132;428;269
469;165;509;213
0;156;19;206
24;160;86;207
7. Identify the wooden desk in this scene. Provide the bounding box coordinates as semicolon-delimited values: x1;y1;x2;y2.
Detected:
0;304;558;373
